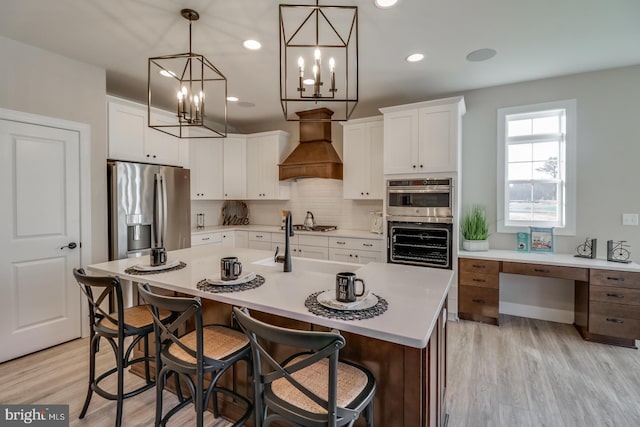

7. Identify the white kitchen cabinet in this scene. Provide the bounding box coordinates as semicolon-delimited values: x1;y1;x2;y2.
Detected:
189;138;223;200
246;131;290;200
380;96;465;175
341;116;384;199
221;231;234;247
191;232;222;246
328;236;383;264
107;96;186;167
272;233;330;260
234;231;249;248
248;231;272;251
223;136;247;199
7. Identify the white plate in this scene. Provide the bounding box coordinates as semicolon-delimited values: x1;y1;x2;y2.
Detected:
205;272;256;286
316;290;378;311
131;260;181;272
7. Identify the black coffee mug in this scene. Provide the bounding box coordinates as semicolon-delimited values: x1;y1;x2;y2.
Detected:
221;257;243;281
335;272;366;303
150;247;167;267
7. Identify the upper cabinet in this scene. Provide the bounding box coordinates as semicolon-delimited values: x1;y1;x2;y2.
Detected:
189;138;223;200
107;96;187;167
223;136;247;200
341;116;384;199
380;96;465;175
246;131;290;200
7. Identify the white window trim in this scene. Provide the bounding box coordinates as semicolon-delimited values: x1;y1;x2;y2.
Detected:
497;99;577;236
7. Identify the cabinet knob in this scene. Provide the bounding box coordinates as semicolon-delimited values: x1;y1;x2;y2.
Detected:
419;164;423;168
153;155;157;158
146;154;150;158
361;192;364;195
366;192;369;195
412;165;416;169
225;193;228;196
349;254;353;257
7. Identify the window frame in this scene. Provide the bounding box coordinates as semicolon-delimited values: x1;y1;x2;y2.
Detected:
497;99;577;236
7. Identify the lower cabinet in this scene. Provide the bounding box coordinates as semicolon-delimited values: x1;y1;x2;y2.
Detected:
272;234;330;260
328;237;383;264
234;231;249;249
584;269;640;345
248;231;272;251
191;232;222;247
457;258;500;325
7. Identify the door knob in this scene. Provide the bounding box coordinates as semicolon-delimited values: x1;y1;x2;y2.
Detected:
60;242;78;250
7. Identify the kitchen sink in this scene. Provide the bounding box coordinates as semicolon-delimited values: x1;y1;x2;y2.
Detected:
252;257;359;275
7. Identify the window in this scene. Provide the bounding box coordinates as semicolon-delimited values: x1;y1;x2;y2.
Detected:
497;100;576;235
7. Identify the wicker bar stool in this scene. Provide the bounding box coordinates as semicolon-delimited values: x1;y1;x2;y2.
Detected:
233;307;376;427
73;268;173;427
137;283;252;427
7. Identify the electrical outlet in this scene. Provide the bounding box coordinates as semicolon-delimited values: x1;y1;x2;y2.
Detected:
622;213;639;226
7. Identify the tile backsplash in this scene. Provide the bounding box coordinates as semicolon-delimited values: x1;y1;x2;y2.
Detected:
191;178;383;231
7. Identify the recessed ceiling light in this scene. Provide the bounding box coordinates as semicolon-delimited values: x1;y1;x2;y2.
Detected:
466;48;497;62
227;96;239;102
375;0;398;8
406;53;424;63
159;70;176;77
243;39;262;50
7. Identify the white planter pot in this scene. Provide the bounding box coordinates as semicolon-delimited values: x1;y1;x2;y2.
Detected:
462;239;489;251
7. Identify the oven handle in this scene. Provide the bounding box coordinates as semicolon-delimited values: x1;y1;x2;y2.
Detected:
386;215;453;224
388;187;451;194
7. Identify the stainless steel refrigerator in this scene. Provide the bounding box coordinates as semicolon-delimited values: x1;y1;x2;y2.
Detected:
108;160;191;260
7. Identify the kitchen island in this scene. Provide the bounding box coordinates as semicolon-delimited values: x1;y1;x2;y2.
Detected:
87;244;453;426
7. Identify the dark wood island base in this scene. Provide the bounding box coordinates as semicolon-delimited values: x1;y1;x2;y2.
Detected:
131;296;449;427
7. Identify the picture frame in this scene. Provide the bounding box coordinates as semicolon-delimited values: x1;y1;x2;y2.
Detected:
516;232;529;252
529;227;554;253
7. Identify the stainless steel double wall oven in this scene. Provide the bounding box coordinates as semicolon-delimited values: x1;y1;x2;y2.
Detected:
387;178;454;269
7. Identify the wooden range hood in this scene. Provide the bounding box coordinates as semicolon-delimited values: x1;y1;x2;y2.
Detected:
279;108;343;181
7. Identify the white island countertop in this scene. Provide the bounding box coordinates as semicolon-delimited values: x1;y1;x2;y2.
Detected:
87;245;452;349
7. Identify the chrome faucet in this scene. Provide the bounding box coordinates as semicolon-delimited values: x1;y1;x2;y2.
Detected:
275;210;294;272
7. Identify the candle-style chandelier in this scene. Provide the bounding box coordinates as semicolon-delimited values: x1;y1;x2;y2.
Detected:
279;1;358;122
148;9;227;138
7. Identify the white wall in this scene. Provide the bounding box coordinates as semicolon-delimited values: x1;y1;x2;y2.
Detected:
460;64;640;321
0;36;108;263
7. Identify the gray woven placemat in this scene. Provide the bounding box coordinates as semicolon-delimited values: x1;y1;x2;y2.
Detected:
196;274;265;293
124;261;187;275
305;291;388;320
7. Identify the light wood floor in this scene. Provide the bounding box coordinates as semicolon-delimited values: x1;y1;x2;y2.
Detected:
1;315;639;426
446;315;640;427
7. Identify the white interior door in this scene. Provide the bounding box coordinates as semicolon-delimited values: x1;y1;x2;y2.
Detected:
0;119;82;363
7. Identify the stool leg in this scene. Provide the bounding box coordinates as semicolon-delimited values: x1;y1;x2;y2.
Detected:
144;333;151;383
79;334;98;419
156;367;168;427
115;336;125;427
196;371;204;427
365;400;374;427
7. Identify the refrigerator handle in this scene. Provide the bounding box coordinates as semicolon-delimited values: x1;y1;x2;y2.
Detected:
161;174;168;248
153;173;165;248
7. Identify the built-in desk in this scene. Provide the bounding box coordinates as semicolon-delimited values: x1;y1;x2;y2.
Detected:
458;250;640;348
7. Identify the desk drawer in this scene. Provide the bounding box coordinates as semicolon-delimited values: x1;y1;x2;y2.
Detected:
589;301;640;339
459;270;499;289
458;286;498;319
590;285;640;306
459;258;500;275
502;262;588;281
590;269;640;289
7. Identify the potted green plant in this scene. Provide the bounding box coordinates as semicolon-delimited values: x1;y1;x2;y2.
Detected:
461;205;489;251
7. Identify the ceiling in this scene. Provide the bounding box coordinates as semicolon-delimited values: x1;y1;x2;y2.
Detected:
1;0;640;132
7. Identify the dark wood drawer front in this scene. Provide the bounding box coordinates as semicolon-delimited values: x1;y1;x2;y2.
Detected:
459;258;500;275
589;301;640;339
459;286;498;318
459;270;499;289
502;262;588;281
590;269;640;289
590;285;640;306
